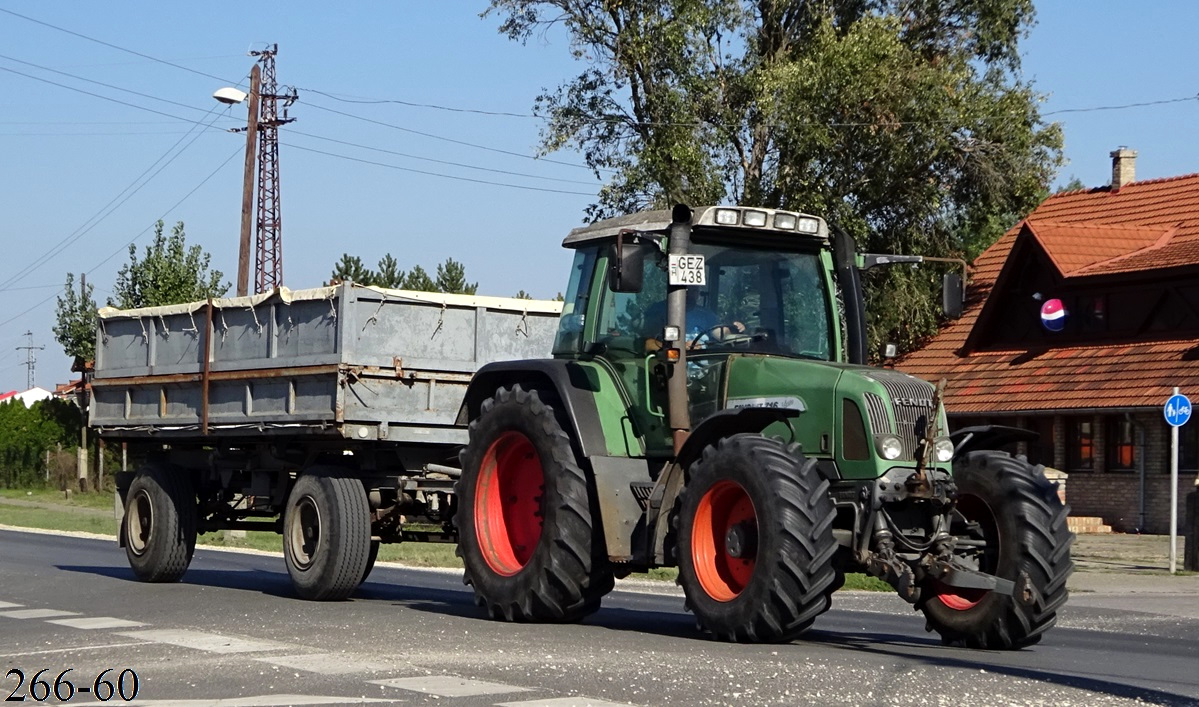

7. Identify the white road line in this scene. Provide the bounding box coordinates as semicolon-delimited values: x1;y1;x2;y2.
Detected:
0;601;23;609
371;675;532;697
253;653;396;675
498;698;638;707
116;629;288;654
130;695;399;706
0;642;153;659
0;608;80;619
48;616;147;630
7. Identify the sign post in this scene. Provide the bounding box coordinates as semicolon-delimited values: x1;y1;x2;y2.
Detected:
1164;387;1191;574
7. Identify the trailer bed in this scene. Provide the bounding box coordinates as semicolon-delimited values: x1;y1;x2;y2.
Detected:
90;283;561;445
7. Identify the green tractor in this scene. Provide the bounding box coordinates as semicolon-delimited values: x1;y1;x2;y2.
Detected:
455;204;1072;647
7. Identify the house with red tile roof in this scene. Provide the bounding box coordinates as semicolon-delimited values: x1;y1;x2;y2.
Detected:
901;148;1199;533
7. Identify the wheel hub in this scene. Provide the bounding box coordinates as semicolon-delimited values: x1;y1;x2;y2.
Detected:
724;521;757;559
127;490;153;557
288;495;322;570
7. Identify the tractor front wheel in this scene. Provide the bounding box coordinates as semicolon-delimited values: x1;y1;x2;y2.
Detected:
456;385;613;622
677;435;838;642
921;450;1074;649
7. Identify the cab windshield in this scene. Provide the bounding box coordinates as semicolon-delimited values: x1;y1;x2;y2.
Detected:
596;237;834;360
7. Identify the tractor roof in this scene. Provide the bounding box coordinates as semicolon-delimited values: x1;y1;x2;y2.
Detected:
562;206;828;247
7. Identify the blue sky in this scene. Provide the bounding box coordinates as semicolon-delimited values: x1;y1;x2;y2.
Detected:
1;2;1197;392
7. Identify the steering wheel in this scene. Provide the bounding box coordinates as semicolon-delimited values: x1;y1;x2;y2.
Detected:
688;323;753;350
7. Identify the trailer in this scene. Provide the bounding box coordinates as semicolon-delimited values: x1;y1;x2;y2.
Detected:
93;282;561;600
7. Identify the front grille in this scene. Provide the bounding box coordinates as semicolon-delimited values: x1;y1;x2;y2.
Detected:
863;393;891;435
861;370;937;461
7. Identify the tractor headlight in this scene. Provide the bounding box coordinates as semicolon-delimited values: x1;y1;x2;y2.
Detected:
876;435;903;461
743;210;768;227
933;437;955;463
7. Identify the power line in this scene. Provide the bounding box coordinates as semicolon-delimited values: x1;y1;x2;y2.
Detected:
0;104;232;291
297;87;535;118
288;129;599;186
0;7;239;85
0;52;225;117
1043;95;1199;116
0;64;234;130
0;146;242;330
303;101;604;172
284;142;597;196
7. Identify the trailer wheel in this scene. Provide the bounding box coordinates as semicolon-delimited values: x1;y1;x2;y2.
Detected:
677;435;838;643
359;540;380;585
283;470;371;601
921;451;1074;649
124;464;197;583
456;385;614;622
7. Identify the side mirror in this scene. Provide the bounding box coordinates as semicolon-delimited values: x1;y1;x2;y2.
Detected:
608;234;645;293
942;272;964;320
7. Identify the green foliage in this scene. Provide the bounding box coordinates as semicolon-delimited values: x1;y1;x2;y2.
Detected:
404;264;436;291
0;398;81;488
514;290;534;299
53;273;97;363
1056;176;1088;193
328;254;478;294
435;257;478;295
111;221;229;308
375;254;406;289
329;254;376;284
486;0;1062;353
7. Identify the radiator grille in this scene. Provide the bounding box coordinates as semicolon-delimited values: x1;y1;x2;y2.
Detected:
863;393;891;436
861;370;937;461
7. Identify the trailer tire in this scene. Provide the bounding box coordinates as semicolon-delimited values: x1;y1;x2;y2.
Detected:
921;451;1074;649
677;435;838;643
359;540;380;585
456;385;614;622
124;464;197;583
283;470;371;601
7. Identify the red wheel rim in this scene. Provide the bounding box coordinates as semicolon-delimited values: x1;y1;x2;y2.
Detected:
475;430;544;576
935;494;996;611
692;480;757;602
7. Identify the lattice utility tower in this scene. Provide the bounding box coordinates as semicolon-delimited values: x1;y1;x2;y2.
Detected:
16;330;44;390
251;45;297;293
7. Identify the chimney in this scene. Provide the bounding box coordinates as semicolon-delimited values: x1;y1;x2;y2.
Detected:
1110;147;1137;190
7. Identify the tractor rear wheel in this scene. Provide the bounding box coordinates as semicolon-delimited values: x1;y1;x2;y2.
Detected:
921;450;1074;649
677;435;838;642
456;385;614;622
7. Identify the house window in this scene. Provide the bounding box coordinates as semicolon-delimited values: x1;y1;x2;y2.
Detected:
1066;417;1094;471
1105;417;1136;472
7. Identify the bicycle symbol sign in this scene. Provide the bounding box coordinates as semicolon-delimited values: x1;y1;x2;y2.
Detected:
1164;393;1192;427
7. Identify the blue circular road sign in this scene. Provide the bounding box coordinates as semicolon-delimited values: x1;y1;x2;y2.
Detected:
1165;393;1192;427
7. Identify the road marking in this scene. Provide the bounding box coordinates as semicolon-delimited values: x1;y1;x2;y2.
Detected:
371;675;532;697
254;653;396;675
116;629;288;654
0;642;153;659
48;616;147;630
0;601;23;609
0;608;80;619
130;695;399;706
498;698;638;707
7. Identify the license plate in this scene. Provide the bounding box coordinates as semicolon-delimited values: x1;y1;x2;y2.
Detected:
668;254;706;286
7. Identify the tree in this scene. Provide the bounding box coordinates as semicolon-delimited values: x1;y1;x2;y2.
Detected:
375;254;406;289
404;265;436;292
111;220;229;308
1056;176;1087;193
435;257;478;295
486;0;1062;352
514;290;534;299
53;273;98;363
329;254;375;285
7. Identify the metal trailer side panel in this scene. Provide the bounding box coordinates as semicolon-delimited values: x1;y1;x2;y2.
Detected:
90;284;562;438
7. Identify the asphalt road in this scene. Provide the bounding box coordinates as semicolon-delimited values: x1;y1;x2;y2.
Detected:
2;528;1198;707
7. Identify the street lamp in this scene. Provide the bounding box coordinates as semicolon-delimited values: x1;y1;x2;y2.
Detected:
213;65;261;297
